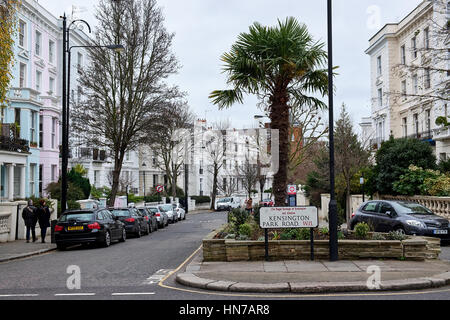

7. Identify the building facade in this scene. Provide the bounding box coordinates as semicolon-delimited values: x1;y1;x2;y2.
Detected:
365;0;449;159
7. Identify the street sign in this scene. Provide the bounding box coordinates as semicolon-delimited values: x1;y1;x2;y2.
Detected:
260;207;319;229
156;185;164;193
287;185;297;195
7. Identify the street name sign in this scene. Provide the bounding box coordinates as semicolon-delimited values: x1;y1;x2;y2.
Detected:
260;207;319;229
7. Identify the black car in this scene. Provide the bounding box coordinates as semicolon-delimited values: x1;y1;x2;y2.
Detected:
110;208;150;238
54;209;126;250
137;207;158;233
349;200;450;240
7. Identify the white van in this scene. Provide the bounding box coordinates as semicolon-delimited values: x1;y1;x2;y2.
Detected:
216;197;241;211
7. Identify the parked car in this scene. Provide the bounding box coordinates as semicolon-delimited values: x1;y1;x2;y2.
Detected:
54;208;126;250
173;203;186;221
148;206;169;228
110;208;150;238
158;204;177;223
137;207;158;232
259;199;274;207
216;197;241;211
349;200;450;240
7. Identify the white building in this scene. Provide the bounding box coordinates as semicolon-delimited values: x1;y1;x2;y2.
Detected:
364;0;449;159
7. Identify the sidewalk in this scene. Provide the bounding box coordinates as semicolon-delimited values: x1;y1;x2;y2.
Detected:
0;240;56;263
176;252;450;294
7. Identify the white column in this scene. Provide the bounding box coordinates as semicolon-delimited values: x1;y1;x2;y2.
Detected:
8;164;15;201
19;165;26;199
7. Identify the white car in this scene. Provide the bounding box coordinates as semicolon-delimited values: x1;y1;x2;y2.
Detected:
216;197;241;211
172;203;186;221
158;204;177;224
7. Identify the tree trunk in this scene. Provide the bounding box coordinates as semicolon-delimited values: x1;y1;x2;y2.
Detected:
270;91;290;207
108;154;124;207
210;164;219;210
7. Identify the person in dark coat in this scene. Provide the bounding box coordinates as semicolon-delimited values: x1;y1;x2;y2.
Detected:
37;200;51;243
22;200;37;243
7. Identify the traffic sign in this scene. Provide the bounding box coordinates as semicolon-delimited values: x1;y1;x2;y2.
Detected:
287;185;297;195
156;185;164;193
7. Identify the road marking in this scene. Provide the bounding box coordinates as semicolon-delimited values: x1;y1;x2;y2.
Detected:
0;294;39;297
111;292;156;296
143;269;174;285
54;293;96;296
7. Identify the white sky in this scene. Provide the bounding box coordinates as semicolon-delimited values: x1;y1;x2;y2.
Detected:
39;0;422;132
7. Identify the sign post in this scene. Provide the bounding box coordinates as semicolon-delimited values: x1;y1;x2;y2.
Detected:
260;206;319;261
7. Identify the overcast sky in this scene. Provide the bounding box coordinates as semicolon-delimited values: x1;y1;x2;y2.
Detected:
39;0;422;132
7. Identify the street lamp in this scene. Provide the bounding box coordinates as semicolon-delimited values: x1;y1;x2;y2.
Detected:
327;0;339;261
60;14;125;213
360;174;365;203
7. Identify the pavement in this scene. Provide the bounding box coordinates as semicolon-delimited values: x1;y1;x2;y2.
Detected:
176;250;450;294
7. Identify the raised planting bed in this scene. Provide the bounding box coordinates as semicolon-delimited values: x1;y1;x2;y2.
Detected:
202;228;441;262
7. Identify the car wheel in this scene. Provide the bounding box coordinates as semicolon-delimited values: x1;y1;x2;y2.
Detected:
103;231;111;247
145;224;150;235
119;229;126;242
395;227;406;235
136;228;142;238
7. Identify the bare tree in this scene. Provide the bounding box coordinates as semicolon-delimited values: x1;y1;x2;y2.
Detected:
71;0;183;206
237;156;259;200
217;174;239;198
146;102;194;198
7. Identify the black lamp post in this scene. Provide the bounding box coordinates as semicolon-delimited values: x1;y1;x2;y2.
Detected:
327;0;339;262
60;14;124;214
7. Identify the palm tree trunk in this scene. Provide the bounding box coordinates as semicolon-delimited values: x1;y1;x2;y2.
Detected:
270;90;290;207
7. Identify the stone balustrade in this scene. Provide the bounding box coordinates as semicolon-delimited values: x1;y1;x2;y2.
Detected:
381;195;450;219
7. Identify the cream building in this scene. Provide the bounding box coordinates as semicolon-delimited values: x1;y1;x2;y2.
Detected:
365;0;449;160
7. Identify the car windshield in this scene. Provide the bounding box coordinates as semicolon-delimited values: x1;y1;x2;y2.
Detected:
111;210;131;217
60;212;94;222
394;202;433;215
218;198;231;203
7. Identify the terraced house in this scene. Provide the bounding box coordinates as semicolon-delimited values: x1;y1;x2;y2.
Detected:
364;0;450;159
1;0;61;200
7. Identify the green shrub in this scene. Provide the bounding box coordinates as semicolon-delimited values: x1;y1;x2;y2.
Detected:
229;208;250;234
238;223;252;238
297;228;311;240
386;231;407;241
143;195;162;203
372;233;386;240
354;222;370;240
191;196;211;204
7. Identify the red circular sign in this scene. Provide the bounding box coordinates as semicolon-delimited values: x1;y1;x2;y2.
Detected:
156;185;164;193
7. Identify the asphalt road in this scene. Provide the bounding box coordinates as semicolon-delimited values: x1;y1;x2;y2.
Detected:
0;211;449;305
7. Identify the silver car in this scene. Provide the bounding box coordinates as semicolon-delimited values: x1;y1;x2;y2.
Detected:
158;204;177;224
148;206;169;228
172;203;186;221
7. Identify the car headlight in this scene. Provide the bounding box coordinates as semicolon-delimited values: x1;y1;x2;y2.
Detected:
406;220;425;228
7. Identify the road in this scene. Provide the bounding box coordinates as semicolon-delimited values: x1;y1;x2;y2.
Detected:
0;211;449;304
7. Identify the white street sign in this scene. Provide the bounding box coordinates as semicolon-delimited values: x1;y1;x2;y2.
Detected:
260;207;319;229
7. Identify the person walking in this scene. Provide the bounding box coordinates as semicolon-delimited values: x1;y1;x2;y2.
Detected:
37;200;51;243
22;200;37;243
245;198;253;214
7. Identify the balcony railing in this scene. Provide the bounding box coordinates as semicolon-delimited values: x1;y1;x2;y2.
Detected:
0;135;30;153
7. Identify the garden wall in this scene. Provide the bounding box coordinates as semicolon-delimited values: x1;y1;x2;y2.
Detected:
202;232;440;262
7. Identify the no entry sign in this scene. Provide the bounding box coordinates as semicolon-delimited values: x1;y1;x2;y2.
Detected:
156;185;164;193
287;185;297;195
260;207;319;229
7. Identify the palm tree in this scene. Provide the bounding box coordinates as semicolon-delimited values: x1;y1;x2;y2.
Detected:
210;17;330;206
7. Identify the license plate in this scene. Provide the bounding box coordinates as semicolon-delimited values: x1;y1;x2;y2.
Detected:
434;230;448;235
68;226;84;231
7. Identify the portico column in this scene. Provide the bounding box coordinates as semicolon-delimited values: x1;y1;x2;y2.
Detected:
8;164;15;201
19;165;26;199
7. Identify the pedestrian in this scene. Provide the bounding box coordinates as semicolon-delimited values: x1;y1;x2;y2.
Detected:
246;198;253;214
36;200;51;243
22;200;37;243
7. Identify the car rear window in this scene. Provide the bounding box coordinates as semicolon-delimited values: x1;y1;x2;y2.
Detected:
148;208;158;213
161;205;173;211
111;210;131;217
60;212;94;222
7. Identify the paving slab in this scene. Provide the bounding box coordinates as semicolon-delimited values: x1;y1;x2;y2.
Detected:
285;261;328;272
263;261;287;272
0;241;56;263
322;261;362;272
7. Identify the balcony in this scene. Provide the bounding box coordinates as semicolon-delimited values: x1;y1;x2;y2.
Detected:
408;131;435;146
0;124;30;154
433;127;450;142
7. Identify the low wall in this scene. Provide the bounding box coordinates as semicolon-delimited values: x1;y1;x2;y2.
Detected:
203;233;440;262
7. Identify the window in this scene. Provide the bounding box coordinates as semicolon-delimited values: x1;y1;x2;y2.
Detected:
94;170;100;187
376;56;382;76
51;117;57;149
30;164;36;196
51;165;57;182
49;77;55;94
153;175;158;188
35;31;41;56
400;45;406;64
425;109;431;134
363;202;378;213
77;86;82;104
77;52;83;73
413;113;419;136
30;111;37;143
223;178;227;190
377;88;383;107
39;115;43;148
424;68;431;89
19;63;26;88
19;20;26;48
0;106;5;124
412;74;418;94
199;178;203;196
402;117;408;137
15;108;20;126
424;27;430;49
401;80;407;98
440;153;447;161
411;37;417;59
49;40;55;63
35;71;42;92
39;164;43;197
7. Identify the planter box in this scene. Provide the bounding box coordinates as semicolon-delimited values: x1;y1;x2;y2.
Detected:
202;231;440;262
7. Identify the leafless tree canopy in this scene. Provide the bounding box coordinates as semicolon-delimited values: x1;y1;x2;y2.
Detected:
72;0;184;205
